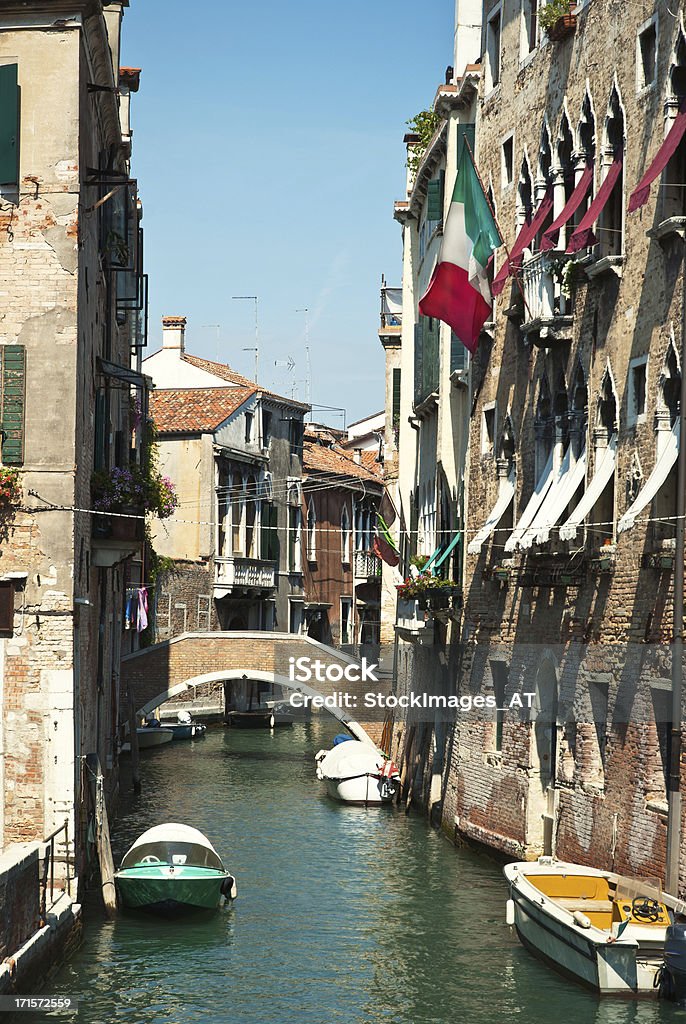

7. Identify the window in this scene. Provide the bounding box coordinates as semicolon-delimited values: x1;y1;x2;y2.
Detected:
289;418;303;456
307;497;316;561
501;135;514;189
521;0;538;56
262;410;272;448
244;412;254;444
0;581;14;637
341;504;351;564
340;597;353;645
230;473;243;554
289;600;304;635
482;403;497;455
486;7;502;91
260;502;279;562
638;19;657;91
288;506;302;572
245;475;257;557
598;87;626;257
628;356;647;425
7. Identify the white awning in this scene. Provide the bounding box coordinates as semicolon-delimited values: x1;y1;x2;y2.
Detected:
504;449;554;553
559;434;617;542
618;420;680;534
530;446;588;546
518;446;574;550
467;469;516;554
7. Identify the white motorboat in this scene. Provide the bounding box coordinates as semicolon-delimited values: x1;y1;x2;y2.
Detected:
315;739;399;805
504;857;686;996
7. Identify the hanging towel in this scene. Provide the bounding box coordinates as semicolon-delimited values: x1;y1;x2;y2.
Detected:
136;587;148;632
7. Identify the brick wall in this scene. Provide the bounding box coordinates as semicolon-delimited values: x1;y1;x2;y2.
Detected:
0;844;39;961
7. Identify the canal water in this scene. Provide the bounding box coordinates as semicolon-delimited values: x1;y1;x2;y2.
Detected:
33;723;682;1023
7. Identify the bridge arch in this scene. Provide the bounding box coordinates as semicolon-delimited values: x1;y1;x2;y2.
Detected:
138;669;376;745
122;632;385;747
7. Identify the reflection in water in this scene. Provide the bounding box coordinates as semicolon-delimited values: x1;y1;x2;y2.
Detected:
25;724;686;1024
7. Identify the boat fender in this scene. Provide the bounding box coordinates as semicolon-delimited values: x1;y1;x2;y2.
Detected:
506;899;515;926
221;875;237;900
573;910;592;929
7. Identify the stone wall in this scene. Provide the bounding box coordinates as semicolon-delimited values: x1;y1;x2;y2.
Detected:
0;844;39;961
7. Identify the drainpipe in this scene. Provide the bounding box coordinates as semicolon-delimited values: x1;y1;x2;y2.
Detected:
666;277;686;896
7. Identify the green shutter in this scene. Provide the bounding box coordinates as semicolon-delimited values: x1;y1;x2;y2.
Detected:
457;123;476;166
1;345;25;465
0;64;19;185
450;331;467;372
392;368;401;424
426;178;442;221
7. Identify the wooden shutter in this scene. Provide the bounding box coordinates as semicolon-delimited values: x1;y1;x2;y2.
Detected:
426;178;441;221
392;368;401;424
457;123;476;165
0;64;19;185
413;322;423;405
1;345;25;464
0;581;14;637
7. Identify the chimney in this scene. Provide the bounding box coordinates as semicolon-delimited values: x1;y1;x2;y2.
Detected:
162;316;186;352
353;448;362;465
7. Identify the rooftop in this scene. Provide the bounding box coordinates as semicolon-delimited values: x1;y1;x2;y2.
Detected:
150;386;255;434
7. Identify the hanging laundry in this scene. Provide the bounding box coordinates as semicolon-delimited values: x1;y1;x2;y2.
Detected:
124;591;136;630
136;587;148;633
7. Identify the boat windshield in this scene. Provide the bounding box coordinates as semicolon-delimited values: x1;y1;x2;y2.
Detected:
615;875;663;904
121;841;224;871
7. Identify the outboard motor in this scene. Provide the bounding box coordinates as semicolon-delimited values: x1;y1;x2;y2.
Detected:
658;924;686;1003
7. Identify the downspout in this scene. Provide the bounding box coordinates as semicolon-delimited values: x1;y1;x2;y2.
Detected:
666;279;686;896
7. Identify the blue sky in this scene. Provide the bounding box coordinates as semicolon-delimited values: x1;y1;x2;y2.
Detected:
123;1;455;424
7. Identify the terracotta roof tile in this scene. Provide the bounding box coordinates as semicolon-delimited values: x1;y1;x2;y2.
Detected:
150;387;254;434
303;439;382;484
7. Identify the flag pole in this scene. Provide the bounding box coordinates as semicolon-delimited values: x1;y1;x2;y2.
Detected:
462;135;533;322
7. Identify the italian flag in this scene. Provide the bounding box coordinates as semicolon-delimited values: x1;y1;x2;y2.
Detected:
419;146;501;354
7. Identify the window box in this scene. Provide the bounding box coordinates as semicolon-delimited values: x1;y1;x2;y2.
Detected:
590;546;616;573
651;217;686;245
585;254;624;280
547;12;576;40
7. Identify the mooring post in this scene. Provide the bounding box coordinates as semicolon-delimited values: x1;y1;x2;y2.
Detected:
127;688;141;794
85;753;118;915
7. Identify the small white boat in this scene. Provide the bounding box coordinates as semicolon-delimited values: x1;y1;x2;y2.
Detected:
315;740;399;805
504;857;686;996
160;710;207;740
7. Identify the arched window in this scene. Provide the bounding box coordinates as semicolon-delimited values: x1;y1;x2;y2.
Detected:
518;155;533;228
555;110;575;248
570;361;588;456
591;369;618;546
598;85;626;258
660;340;681;425
578;91;596;166
665;29;686;219
341;504;351;564
287;483;302;572
307;497;317;562
535;374;553;478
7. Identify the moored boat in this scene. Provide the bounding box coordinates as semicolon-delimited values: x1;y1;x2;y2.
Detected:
135;726;174;749
504;857;686;996
226;701;294;729
160;710;207;740
115;823;237;913
315;740;399;805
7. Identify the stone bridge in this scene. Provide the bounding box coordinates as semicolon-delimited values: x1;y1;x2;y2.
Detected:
121;632;390;745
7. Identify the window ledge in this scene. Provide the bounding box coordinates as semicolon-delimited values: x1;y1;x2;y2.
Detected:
646;798;669;816
585;254;624;280
650;217;686;244
522;315;574;345
450;369;469;389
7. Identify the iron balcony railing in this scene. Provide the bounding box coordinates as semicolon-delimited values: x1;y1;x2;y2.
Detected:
354;550;382;579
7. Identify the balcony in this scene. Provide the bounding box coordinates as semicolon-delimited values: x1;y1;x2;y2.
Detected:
396;598;434;637
520;252;573;346
214;556;277;596
91;511;145;568
354;551;382;580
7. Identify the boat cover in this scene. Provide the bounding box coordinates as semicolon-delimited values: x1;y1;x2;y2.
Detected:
316;742;398;782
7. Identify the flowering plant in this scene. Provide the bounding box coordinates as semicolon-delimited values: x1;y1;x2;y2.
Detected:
396;574;459;599
0;467;20;506
91;465;178;519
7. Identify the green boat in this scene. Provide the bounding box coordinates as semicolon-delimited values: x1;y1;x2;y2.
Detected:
114;823;237;913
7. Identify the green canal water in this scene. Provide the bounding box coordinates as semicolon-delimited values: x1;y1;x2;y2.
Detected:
34;723;686;1023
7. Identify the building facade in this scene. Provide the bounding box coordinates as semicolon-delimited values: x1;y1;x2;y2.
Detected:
146;317;308;637
386;0;686;890
302;425;383;648
0;0;147;886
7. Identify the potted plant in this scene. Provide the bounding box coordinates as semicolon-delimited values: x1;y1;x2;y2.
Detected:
91;463;178;540
540;0;577;41
0;467;21;509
